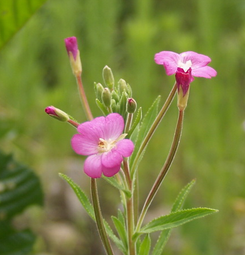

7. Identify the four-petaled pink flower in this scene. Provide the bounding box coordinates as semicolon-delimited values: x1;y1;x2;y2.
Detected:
64;36;78;60
71;113;134;178
154;51;217;95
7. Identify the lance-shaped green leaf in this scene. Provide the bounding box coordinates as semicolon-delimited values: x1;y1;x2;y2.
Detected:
138;234;151;255
95;99;110;116
111;216;127;250
102;176;131;198
138;208;218;235
103;220;127;255
129;96;161;177
127;107;142;139
59;173;95;220
0;0;48;49
152;179;196;255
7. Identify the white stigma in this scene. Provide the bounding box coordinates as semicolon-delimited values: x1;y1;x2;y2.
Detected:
178;59;192;72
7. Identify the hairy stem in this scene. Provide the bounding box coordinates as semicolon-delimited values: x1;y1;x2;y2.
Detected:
91;178;114;255
76;75;93;121
136;109;184;232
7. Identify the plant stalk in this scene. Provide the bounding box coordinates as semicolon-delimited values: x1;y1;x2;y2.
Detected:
76;75;93;121
135;109;184;232
91;178;114;255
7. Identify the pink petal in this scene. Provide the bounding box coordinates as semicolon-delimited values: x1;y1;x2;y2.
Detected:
180;51;211;69
116;139;134;157
192;66;217;78
84;154;103;178
102;164;121;177
101;150;123;168
154;51;180;75
64;37;78;60
71;134;98;155
103;113;124;140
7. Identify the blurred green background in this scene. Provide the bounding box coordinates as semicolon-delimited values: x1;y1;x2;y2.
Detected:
1;0;245;254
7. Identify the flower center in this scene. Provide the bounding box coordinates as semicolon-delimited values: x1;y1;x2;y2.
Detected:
177;59;192;72
98;138;115;153
97;133;127;153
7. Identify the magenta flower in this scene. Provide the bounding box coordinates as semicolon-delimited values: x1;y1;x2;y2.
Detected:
64;36;78;60
71;113;134;178
154;51;217;95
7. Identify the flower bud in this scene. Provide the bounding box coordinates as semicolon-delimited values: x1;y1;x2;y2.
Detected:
103;65;114;90
126;98;137;113
64;37;82;76
102;88;112;107
118;79;127;94
45;106;70;122
94;82;104;101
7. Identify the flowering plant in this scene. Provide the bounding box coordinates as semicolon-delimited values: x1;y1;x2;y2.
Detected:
45;37;218;255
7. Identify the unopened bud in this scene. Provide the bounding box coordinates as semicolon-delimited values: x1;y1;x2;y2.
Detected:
94;82;104;101
45;106;70;122
103;65;114;90
64;37;82;76
127;98;137;113
102;88;112;107
118;79;127;94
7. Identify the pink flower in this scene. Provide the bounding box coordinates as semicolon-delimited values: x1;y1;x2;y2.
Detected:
64;37;78;60
71;113;134;178
154;51;217;95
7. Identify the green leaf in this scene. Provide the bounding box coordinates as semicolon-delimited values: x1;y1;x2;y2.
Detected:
103;220;127;255
0;221;35;255
140;208;218;234
152;180;196;255
102;176;131;198
0;0;48;49
111;216;128;250
171;179;196;213
95;99;110;115
0;152;43;220
0;151;43;255
129;96;161;176
59;173;95;220
138;234;151;255
127;107;142;138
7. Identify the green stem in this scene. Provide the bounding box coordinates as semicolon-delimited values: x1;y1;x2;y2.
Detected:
123;159;136;255
130;83;177;178
135;109;184;232
76;75;93;121
91;178;114;255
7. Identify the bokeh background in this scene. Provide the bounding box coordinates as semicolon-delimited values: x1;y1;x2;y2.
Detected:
1;0;245;254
